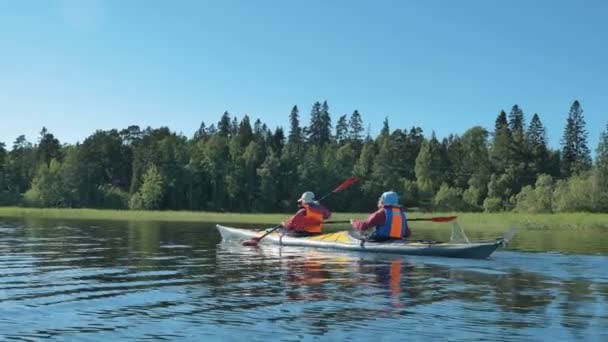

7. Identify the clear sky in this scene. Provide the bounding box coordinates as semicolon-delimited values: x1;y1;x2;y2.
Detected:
1;0;607;150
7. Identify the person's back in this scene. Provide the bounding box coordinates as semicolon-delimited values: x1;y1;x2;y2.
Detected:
351;191;410;241
283;192;331;237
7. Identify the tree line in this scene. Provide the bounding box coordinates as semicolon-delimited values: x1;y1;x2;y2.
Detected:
1;100;607;213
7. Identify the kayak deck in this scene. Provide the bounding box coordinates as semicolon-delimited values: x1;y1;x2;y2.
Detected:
216;225;507;259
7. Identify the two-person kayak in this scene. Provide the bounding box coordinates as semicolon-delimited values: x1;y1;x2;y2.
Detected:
216;225;515;259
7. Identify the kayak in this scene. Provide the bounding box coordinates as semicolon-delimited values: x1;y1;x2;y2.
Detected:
216;225;513;259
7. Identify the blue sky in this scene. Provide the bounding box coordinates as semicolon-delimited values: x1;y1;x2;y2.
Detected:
1;0;607;150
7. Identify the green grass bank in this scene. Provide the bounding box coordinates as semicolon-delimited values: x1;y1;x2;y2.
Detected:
1;207;607;232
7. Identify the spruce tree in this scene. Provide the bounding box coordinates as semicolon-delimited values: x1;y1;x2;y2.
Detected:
561;100;592;176
335;115;348;144
194;121;207;140
597;123;608;186
288;105;302;145
527;113;550;174
490;110;512;171
320;101;332;145
527;114;547;148
348;110;364;142
218;111;231;137
508;104;525;147
0;142;6;191
37;127;61;166
230;116;239;137
380;117;390;137
307;101;332;146
238;115;253;147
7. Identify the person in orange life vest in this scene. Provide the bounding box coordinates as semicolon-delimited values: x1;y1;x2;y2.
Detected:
282;191;331;237
350;191;410;242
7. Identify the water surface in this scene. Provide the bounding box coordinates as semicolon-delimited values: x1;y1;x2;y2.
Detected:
0;218;607;341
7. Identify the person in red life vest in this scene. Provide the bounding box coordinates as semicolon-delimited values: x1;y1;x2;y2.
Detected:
282;191;332;237
350;191;411;241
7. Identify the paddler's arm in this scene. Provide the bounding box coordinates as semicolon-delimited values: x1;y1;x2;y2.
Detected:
350;209;386;231
316;202;332;220
282;208;307;230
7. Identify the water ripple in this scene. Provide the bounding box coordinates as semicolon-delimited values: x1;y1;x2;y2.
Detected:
0;219;607;341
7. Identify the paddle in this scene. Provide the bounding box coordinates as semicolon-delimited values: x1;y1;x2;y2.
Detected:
241;177;359;247
318;216;458;224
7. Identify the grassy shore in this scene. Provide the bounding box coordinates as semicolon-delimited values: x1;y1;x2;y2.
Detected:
1;207;607;232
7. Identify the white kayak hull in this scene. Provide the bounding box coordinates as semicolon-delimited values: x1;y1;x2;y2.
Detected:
216;225;507;259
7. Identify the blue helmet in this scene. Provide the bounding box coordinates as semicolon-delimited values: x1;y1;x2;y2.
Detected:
380;191;400;206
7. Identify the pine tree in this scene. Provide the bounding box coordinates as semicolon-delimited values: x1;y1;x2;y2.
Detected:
218;111;231;137
597;123;608;187
508;104;525;147
271;127;285;153
335;115;348;144
527;114;547;148
380;117;390;137
288;105;302;145
238;115;253;147
0;142;6;191
320;101;332;145
253;118;263;140
527;113;550;174
307;101;329;146
508;105;529;176
37;127;61;166
490;110;512;171
230;116;239;137
348;110;364;142
561;100;592;176
194;121;207;140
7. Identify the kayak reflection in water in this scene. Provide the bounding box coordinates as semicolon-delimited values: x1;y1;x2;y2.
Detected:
284;256;332;301
281;191;332;237
350;191;411;242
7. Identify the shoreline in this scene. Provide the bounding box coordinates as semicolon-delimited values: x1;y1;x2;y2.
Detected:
1;207;607;232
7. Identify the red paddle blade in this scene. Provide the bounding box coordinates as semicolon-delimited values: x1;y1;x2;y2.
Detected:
333;177;359;193
430;216;458;222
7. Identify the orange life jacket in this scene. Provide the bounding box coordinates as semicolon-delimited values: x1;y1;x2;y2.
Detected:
299;203;324;233
376;207;408;239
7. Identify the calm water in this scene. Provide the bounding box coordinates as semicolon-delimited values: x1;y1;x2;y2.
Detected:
1;218;607;341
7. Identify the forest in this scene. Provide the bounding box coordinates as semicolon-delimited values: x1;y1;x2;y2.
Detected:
1;100;607;213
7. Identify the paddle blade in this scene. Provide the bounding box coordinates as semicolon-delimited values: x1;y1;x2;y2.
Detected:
242;239;260;246
430;216;458;222
333;177;359;193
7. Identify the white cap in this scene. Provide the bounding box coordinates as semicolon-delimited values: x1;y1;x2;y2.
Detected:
298;191;316;204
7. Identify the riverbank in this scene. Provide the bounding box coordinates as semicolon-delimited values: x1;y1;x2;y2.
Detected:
1;207;607;232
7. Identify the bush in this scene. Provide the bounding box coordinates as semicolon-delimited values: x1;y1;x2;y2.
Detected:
23;188;42;207
129;193;144;210
462;186;483;211
553;173;595;212
483;197;503;212
515;174;554;213
99;185;129;209
433;184;467;211
401;179;419;207
514;185;536;213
